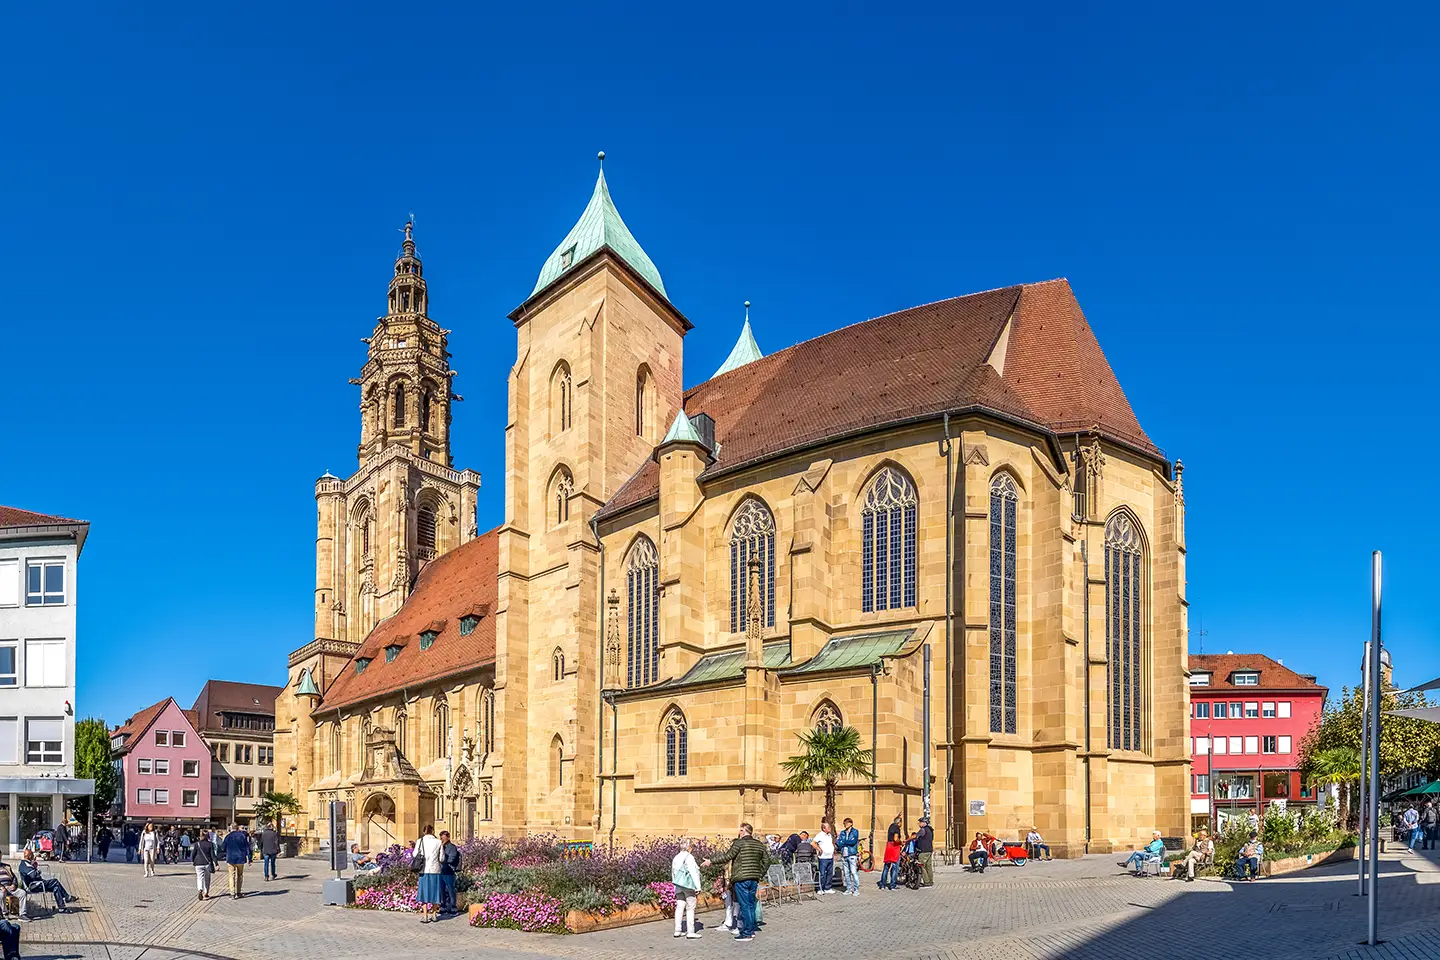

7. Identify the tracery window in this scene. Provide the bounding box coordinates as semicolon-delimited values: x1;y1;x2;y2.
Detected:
553;363;573;434
481;780;493;821
417;503;437;553
861;467;918;612
663;708;688;777
395;709;407;757
989;473;1019;734
479;688;495;754
728;499;776;633
625;537;660;687
1105;512;1146;752
553;647;565;681
392;383;406;427
552;468;574;526
552;735;565;789
421;388;433;433
813;701;843;734
432;698;451;762
331;722;341;773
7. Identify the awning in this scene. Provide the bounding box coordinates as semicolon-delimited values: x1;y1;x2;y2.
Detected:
1402;677;1440;694
0;778;94;796
1386;706;1440;723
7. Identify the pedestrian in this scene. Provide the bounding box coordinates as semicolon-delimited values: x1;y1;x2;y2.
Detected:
123;824;138;863
1423;800;1438;850
1025;827;1051;861
779;832;801;867
879;832;902;889
192;829;218;901
96;825;113;862
53;821;69;862
670;837;703;939
260;822;281;881
247;829;257;864
702;823;768;943
1404;804;1421;850
222;822;251;899
414;824;445;923
140;822;159;877
915;816;935;887
179;829;193;863
438;830;461;915
713;873;735;931
837;817;861;896
887;813;903;845
814;820;836;895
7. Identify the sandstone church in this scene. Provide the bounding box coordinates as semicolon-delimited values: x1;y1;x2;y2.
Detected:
275;158;1190;858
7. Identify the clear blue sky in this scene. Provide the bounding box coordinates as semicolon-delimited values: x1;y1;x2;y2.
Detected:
4;3;1435;724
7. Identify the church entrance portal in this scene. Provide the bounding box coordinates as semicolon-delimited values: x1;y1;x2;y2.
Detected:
361;793;397;852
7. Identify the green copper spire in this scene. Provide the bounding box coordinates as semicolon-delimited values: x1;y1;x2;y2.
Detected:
661;408;703;446
529;152;667;301
295;668;320;697
713;300;764;377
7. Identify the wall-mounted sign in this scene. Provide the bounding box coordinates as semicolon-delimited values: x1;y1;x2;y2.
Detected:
969;800;987;817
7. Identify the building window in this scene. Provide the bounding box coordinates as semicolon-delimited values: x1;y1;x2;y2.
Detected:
395;710;408;755
137;788;152;805
1279;735;1292;754
635;367;653;437
1212;737;1227;755
432;700;451;762
552;735;564;789
1244;736;1258;754
1194;774;1210;794
0;718;18;764
393;383;406;427
356;657;371;674
861;467;918;613
182;790;198;807
0;559;17;607
988;473;1019;734
551;467;574;526
212;776;229;796
183;759;199;777
172;730;186;747
258;748;272;766
420;387;433;433
385;645;401;663
460;615;479;636
663;709;688;777
155;788;170;805
216;743;230;762
552;648;565;681
24;639;65;687
1194;702;1210;719
155;759;170;775
331;724;341;773
1245;702;1259;718
1104;511;1145;752
1263;736;1277;754
236;778;253;798
0;642;16;687
1278;702;1292;718
238;745;252;764
812;701;843;734
419;630;437;651
625;536;660;687
417;504;437;554
1189;672;1211;686
560;244;576;269
1213;702;1228;719
1262;702;1276;718
480;689;495;754
481;781;493;821
138;759;152;775
1233;672;1259;686
728;499;776;633
552;362;574;435
25;560;65;606
260;777;274;794
24;718;62;764
156;730;169;747
1194;736;1210;755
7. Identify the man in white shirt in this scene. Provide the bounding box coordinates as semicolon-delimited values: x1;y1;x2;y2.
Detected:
1025;828;1051;861
814;821;836;895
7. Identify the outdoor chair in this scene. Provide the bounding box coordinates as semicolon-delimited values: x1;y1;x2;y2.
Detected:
762;863;797;904
791;860;819;900
1138;854;1165;877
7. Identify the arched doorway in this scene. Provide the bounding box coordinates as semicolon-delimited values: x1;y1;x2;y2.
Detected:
451;767;476;841
361;792;397;852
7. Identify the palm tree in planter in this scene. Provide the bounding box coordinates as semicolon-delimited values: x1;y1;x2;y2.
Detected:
252;791;302;831
781;725;874;827
1304;746;1361;827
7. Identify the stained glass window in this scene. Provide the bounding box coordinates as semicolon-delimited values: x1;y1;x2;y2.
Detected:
813;701;843;734
862;467;918;612
626;537;659;687
989;473;1019;734
664;709;688;777
728;499;776;632
553;468;574;526
1105;512;1145;752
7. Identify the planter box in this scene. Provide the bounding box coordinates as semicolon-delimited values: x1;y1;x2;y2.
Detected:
468;893;724;934
1261;845;1356;878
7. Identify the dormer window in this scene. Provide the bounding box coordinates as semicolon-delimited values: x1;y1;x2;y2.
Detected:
419;630;438;651
1233;671;1260;686
385;644;402;663
559;245;576;269
460;615;480;636
356;657;373;674
1189;673;1211;687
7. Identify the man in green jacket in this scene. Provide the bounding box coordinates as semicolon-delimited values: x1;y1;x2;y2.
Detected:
703;823;768;942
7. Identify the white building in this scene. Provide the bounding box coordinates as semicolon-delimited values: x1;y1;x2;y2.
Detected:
0;505;91;853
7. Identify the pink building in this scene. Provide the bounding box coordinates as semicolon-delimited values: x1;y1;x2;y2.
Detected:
110;698;211;825
1188;654;1327;832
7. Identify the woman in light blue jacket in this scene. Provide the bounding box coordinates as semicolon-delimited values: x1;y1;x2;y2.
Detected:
671;838;703;939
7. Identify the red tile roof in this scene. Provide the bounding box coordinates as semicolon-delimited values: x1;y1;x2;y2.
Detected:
190;680;284;733
600;279;1158;519
1189;654;1328;694
0;505;85;528
111;698;204;755
317;527;500;713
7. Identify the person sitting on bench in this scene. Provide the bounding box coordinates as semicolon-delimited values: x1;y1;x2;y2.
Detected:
1025;829;1052;861
1171;830;1213;881
967;832;990;872
1236;832;1262;881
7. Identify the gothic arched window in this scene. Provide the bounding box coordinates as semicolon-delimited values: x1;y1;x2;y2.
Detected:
551;468;574;526
395;709;408;757
481;780;493;821
331;722;341;773
861;467;918;612
479;688;495;754
813;701;843;734
553;647;565;681
432;698;451;762
729;499;776;633
625;536;660;688
1105;511;1146;752
392;383;406;427
989;473;1020;735
635;366;654;438
551;734;564;789
552;363;573;435
420;388;433;432
417;502;437;554
663;708;688;777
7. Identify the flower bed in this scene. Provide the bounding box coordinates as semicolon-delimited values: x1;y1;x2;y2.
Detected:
351;835;729;934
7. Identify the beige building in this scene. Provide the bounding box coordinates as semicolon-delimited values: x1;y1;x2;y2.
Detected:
277;160;1189;857
192;680;284;828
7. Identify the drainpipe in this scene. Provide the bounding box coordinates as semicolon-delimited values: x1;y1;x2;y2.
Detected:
590;515;606;844
938;412;956;852
870;662;880;862
1077;438;1093;852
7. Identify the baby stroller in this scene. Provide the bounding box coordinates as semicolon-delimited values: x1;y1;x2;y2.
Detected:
26;830;57;862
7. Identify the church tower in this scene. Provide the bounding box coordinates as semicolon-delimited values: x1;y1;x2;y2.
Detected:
491;155;690;836
310;222;481;647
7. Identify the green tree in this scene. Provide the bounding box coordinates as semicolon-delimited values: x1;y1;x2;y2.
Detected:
252;791;302;829
74;717;118;820
1304;745;1361;824
780;725;874;827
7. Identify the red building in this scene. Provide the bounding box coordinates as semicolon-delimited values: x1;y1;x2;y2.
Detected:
1188;654;1327;831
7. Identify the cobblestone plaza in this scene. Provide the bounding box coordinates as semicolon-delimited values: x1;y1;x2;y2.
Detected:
24;845;1440;960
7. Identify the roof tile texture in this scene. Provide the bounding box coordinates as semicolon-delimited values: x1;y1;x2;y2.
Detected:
1189;654;1328;694
0;505;84;528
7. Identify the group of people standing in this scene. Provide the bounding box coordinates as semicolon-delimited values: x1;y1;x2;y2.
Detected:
1401;800;1438;850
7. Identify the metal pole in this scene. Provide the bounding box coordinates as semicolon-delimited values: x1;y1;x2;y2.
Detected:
923;644;932;820
870;664;879;868
1358;640;1371;896
1367;551;1383;946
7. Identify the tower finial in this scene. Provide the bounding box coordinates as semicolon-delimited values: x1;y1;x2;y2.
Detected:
597;150;605;169
744;300;751;322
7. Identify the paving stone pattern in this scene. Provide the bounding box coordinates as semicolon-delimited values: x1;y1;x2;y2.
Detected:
22;846;1440;960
